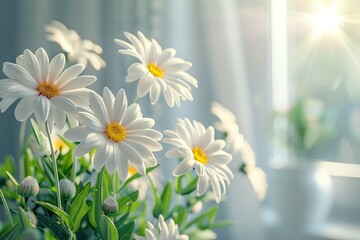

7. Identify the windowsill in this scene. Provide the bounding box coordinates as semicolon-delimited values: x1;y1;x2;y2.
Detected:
309;221;360;240
263;208;360;240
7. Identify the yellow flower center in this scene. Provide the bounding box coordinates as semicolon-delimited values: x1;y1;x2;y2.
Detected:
128;165;137;176
54;138;66;152
147;63;164;78
192;147;208;165
105;122;127;142
37;82;60;99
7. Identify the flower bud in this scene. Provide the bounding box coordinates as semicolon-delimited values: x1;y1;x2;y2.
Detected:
26;210;38;227
102;196;119;214
59;179;76;200
18;176;39;197
192;201;203;213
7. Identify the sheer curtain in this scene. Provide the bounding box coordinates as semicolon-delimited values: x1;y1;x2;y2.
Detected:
0;0;266;239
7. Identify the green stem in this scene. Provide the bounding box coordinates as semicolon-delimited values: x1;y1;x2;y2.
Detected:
132;96;138;104
112;173;116;198
0;189;14;227
45;121;62;210
148;175;159;201
19;121;26;180
72;155;77;182
98;168;104;219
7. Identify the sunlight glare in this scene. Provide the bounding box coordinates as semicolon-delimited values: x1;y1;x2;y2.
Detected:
313;5;341;34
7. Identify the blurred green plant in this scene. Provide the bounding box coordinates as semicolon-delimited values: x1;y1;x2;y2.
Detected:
272;98;338;159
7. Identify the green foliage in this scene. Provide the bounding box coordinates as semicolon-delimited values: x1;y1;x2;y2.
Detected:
99;214;119;240
35;201;73;230
69;183;91;232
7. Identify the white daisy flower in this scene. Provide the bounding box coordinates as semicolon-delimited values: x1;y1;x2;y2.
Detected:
164;118;233;203
211;101;244;154
246;165;268;201
114;32;198;107
239;141;268;201
45;20;106;70
64;87;163;181
211;102;268;200
138;215;188;240
0;48;96;132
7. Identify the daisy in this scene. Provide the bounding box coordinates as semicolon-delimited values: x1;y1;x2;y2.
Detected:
114;32;198;107
211;102;268;200
245;165;268;201
164;118;233;203
211;102;245;154
138;215;188;240
0;48;96;132
45;20;106;70
64;87;163;181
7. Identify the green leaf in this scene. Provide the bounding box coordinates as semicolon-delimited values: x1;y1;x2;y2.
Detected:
0;155;15;178
19;207;33;228
37;215;70;239
160;182;172;217
212;220;234;228
184;206;218;230
0;224;21;240
41;157;56;185
30;118;46;147
180;176;198;195
172;206;187;228
118;221;134;240
99;214;119;240
5;171;18;187
119;164;159;191
24;148;34;177
174;174;198;195
118;190;139;209
89;168;104;228
35;201;73;230
69;183;91;232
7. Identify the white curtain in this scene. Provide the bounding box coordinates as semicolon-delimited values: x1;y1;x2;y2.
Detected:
0;0;265;238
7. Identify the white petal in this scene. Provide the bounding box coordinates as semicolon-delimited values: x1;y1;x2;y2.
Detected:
149;82;161;104
33;96;50;123
23;49;41;82
93;148;107;171
137;76;153;97
35;48;49;82
0;98;17;112
208;171;222;203
55;64;85;88
51;96;76;114
89;92;109;125
3;62;36;88
105;144;117;174
14;97;35;121
64;126;91;141
197;174;209;196
121;104;140;126
117;157;129;181
172;158;194;176
48;54;65;83
103;87;115;121
77;111;103;132
113;88;127;123
60;75;96;91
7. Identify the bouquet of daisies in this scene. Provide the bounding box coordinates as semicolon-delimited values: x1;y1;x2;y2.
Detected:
0;21;267;240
